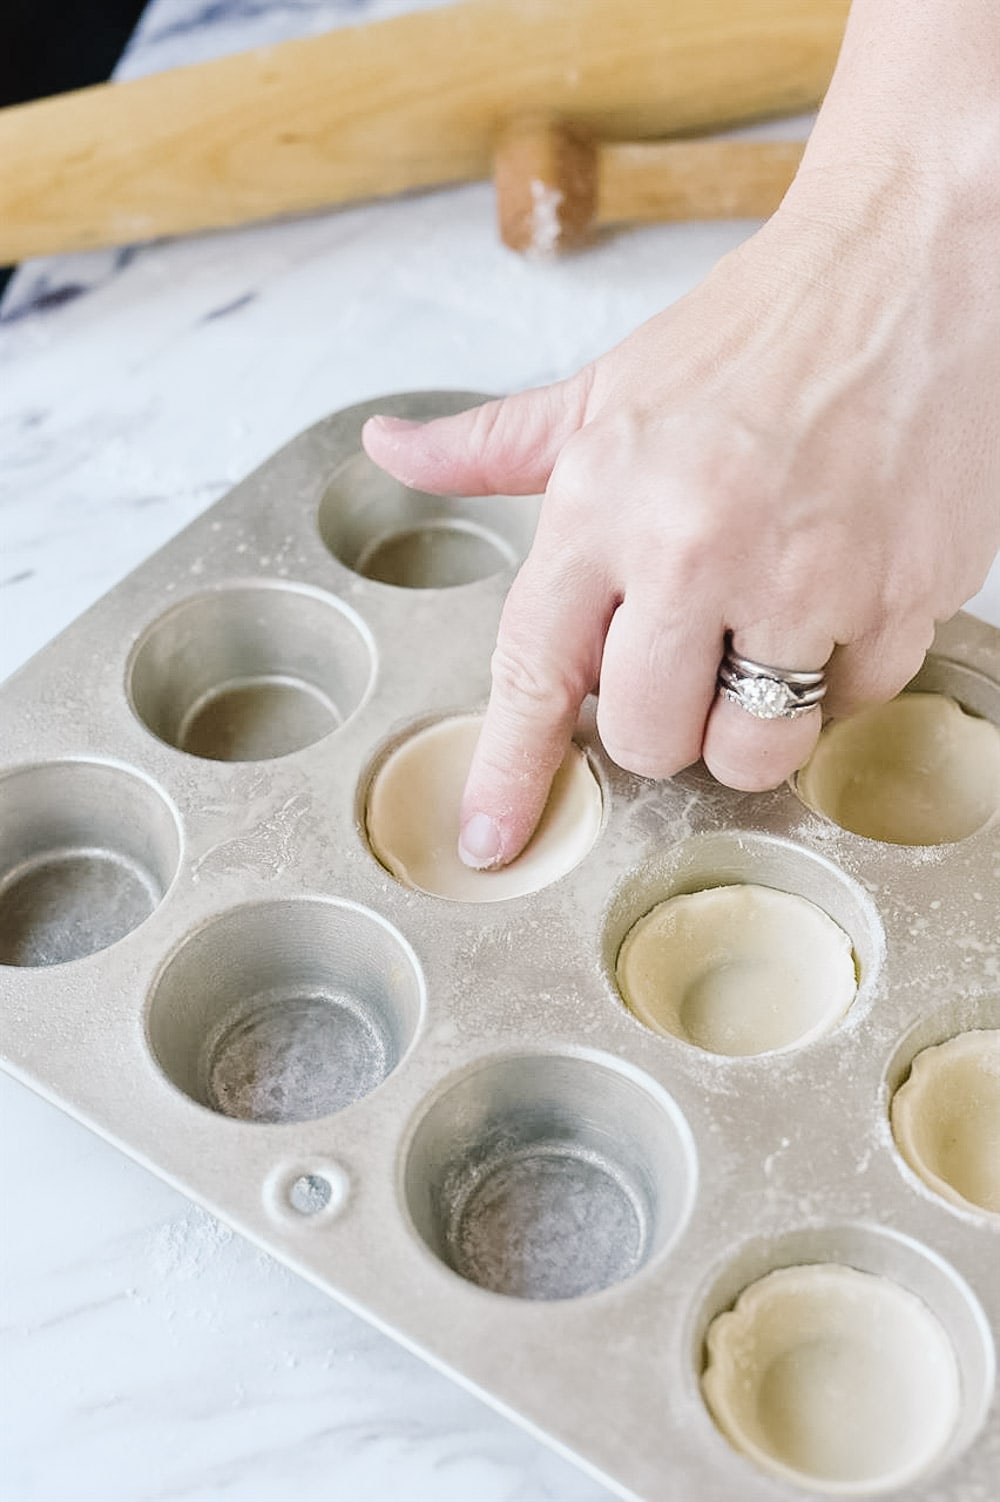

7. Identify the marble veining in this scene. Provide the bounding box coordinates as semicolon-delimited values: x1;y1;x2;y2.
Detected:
1;1;998;1499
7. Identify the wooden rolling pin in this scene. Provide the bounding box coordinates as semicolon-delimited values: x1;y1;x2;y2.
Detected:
495;120;805;253
0;0;847;263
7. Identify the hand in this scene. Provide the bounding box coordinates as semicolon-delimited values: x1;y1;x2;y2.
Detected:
363;11;1000;871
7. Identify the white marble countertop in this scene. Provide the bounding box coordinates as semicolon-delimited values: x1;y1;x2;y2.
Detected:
1;3;998;1500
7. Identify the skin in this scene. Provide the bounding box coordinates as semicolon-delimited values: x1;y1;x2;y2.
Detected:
363;0;1000;870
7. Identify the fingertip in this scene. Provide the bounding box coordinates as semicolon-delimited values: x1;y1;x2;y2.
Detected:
458;811;504;870
457;793;546;870
361;413;421;461
364;415;422;436
458;750;557;872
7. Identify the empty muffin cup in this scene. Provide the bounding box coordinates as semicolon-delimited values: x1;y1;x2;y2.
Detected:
702;1263;962;1494
147;899;422;1123
615;884;858;1056
403;1054;695;1300
797;692;1000;844
0;761;180;967
129;584;373;761
365;714;602;902
891;1029;1000;1216
319;450;538;588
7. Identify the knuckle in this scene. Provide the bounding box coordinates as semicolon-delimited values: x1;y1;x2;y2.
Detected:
666;418;766;522
547;414;639;507
707;758;790;794
597;716;701;782
867;540;939;629
830;616;936;714
466;398;505;453
875;579;917;632
658;528;719;596
886;643;932;697
851;652;929;709
546;433;604;512
604;744;694;780
489;639;579;726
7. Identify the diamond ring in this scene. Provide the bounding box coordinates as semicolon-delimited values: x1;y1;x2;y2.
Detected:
717;639;827;720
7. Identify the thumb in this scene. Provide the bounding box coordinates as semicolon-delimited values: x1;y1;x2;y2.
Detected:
361;371;592;497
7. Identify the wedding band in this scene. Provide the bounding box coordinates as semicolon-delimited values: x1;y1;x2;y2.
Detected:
717;641;827;720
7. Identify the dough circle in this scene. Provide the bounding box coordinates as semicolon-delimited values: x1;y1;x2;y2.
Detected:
365;714;602;902
797;693;1000;845
891;1028;1000;1216
702;1263;961;1494
615;884;857;1056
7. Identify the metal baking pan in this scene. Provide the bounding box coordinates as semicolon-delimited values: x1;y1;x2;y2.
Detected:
1;391;996;1501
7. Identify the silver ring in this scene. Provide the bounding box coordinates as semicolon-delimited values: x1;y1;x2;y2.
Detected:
717;640;827;720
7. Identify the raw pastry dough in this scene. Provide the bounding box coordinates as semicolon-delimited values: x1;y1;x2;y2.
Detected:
891;1029;1000;1216
702;1263;961;1494
797;693;1000;845
366;714;601;902
616;884;857;1055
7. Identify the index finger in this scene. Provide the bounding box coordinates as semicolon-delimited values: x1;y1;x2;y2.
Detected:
458;550;610;868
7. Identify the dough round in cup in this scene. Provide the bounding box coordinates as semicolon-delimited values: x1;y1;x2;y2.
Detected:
615;884;857;1056
365;714;601;902
702;1263;961;1494
797;693;1000;845
891;1029;1000;1216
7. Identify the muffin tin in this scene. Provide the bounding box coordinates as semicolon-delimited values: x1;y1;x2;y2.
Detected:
0;390;997;1501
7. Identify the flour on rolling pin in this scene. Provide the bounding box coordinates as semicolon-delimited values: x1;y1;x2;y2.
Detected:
495;118;805;255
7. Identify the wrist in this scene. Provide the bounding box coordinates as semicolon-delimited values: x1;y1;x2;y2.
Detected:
789;0;1000;226
810;0;1000;137
773;104;998;302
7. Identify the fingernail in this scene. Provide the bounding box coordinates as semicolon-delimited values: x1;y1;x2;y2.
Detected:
366;415;423;435
458;813;502;869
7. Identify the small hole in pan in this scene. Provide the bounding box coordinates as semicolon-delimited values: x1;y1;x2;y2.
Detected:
262;1159;349;1227
288;1174;333;1215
